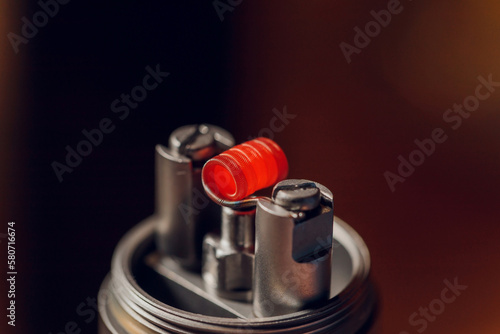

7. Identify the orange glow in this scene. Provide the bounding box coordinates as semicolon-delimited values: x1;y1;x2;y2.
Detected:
202;138;288;201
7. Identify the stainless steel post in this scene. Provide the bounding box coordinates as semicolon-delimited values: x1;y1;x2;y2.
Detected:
253;180;334;317
202;207;256;301
155;124;234;270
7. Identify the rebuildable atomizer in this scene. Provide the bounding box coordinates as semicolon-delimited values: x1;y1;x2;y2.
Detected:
98;124;376;333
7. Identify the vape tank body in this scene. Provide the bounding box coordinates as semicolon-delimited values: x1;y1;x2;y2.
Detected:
98;125;376;333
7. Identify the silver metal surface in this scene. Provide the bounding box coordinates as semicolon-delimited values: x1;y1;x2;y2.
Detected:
99;129;375;333
201;184;265;209
202;207;256;302
169;124;234;162
272;180;321;211
155;124;234;270
98;215;375;333
253;180;334;317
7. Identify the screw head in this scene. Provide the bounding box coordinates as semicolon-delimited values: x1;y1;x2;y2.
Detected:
272;180;321;211
169;124;234;161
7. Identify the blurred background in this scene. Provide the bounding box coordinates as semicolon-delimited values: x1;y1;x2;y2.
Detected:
1;0;499;333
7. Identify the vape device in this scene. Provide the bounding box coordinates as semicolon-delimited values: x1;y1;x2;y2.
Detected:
98;124;376;333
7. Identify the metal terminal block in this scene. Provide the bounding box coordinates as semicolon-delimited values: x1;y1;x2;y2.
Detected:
202;207;255;302
253;179;334;317
155;124;234;270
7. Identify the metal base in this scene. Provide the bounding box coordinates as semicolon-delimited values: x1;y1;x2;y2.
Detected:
98;216;375;333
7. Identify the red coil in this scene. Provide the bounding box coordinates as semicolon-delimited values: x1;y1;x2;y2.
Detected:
202;137;288;201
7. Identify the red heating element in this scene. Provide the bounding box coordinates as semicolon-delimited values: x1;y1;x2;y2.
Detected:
202;137;288;201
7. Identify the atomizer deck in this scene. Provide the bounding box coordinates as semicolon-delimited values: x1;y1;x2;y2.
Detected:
98;124;376;333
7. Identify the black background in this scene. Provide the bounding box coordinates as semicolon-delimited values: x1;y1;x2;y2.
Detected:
25;1;232;333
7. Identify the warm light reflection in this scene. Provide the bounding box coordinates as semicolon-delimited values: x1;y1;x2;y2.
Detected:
379;0;500;115
0;1;23;331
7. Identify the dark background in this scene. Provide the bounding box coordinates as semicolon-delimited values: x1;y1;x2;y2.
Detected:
2;1;500;333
